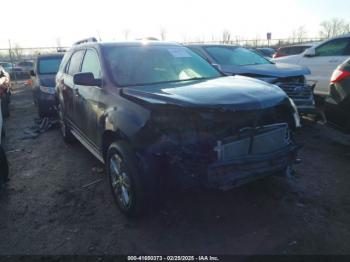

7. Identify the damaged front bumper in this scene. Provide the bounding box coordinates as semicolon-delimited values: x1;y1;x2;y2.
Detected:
207;144;297;190
275;81;316;114
206;123;297;190
141;121;299;191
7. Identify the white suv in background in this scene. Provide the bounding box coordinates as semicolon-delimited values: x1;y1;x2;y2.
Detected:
273;34;350;97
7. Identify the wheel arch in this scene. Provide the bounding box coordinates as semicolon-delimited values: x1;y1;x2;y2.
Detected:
101;129;128;161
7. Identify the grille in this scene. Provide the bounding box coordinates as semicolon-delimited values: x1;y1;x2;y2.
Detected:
215;123;289;162
275;82;313;100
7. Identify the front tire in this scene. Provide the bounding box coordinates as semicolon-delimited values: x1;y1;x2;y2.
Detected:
106;141;155;217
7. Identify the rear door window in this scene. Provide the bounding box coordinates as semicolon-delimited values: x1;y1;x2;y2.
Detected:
316;38;350;56
59;52;72;73
81;49;102;78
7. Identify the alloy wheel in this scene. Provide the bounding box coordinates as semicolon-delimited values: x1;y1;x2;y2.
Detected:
109;153;133;210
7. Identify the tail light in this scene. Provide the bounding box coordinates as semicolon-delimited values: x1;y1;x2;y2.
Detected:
273;53;283;59
26;79;33;87
331;68;350;83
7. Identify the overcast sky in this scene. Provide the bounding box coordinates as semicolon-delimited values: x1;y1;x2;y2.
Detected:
1;0;349;48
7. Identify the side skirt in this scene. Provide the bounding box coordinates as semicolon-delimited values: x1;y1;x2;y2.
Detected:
70;128;105;164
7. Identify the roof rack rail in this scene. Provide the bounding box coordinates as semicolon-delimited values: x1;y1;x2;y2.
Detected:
73;37;98;46
57;47;66;53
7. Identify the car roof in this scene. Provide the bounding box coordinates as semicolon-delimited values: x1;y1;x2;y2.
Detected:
71;41;183;50
333;33;350;39
280;44;313;48
37;53;64;59
17;60;34;63
312;33;350;48
187;44;239;48
257;47;275;50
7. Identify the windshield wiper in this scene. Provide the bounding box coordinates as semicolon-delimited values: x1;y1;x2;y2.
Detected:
121;76;219;87
178;77;211;82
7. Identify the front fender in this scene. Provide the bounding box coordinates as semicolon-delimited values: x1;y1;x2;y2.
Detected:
103;101;151;140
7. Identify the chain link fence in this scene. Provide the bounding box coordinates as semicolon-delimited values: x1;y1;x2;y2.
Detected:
0;47;68;63
183;37;326;48
0;36;328;73
0;47;68;83
0;36;328;63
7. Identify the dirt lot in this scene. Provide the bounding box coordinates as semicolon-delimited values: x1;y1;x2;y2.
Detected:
1;83;350;255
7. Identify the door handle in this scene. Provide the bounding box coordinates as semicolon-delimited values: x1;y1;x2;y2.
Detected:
329;59;340;63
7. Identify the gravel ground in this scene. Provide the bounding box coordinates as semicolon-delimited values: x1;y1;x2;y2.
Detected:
1;83;350;255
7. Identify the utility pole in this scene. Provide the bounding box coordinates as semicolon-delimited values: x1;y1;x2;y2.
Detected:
8;39;17;83
266;32;271;47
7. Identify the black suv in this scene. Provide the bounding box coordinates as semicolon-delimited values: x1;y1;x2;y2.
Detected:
56;39;300;216
32;53;64;117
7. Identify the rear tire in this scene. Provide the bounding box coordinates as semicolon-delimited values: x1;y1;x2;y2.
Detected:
106;141;156;217
37;102;46;118
58;103;75;144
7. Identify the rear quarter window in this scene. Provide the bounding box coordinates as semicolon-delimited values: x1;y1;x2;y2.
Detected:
67;50;85;76
59;52;72;73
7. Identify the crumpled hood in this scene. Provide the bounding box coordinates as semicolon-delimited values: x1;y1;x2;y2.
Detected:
122;76;288;111
221;63;310;78
38;74;56;87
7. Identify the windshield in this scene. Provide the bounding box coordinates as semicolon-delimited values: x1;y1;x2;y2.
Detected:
18;61;33;67
38;57;63;74
103;45;221;86
0;62;12;68
205;46;271;66
258;48;275;57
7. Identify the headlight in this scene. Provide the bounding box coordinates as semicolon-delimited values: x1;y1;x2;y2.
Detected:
289;98;301;128
39;86;56;95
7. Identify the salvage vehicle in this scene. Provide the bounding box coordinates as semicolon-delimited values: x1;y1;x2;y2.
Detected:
0;62;13;72
31;53;64;117
273;34;350;97
0;102;9;183
0;66;11;118
56;39;300;216
187;44;316;114
324;58;350;132
273;43;318;59
16;60;34;73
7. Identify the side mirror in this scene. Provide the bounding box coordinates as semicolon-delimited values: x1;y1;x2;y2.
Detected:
30;70;35;76
73;72;101;87
304;48;316;57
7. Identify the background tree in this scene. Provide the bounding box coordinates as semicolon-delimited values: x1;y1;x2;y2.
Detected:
319;18;350;38
13;43;23;60
295;26;307;43
160;27;167;41
289;26;308;43
123;29;130;40
222;30;231;44
56;37;61;48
